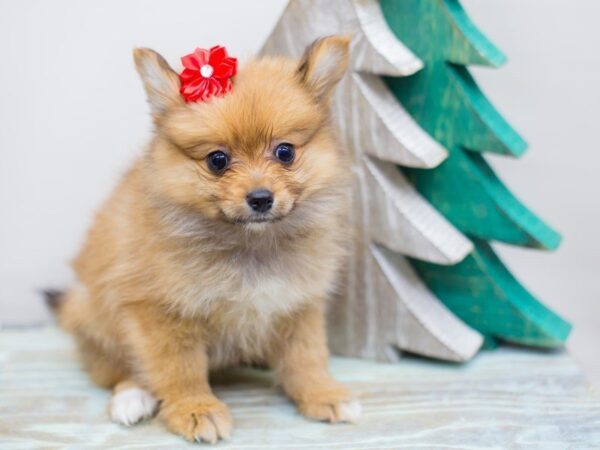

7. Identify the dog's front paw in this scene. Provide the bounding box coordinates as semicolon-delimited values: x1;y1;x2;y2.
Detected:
296;384;361;423
110;387;158;426
300;398;362;423
160;395;232;444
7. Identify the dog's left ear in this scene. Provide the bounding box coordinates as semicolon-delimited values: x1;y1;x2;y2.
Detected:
133;48;183;119
298;35;351;103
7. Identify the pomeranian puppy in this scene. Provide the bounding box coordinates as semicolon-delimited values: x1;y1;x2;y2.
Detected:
49;35;360;443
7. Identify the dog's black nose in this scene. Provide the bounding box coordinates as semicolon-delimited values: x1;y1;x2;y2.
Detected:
246;189;274;213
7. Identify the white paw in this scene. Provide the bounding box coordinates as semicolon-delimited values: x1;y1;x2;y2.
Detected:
110;387;158;426
338;399;362;423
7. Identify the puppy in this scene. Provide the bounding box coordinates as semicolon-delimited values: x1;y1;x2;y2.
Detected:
51;35;359;443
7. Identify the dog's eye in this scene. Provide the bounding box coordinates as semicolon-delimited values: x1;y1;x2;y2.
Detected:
274;143;295;164
206;151;229;174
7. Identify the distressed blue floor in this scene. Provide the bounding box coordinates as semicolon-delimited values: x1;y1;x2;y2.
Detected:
1;327;599;449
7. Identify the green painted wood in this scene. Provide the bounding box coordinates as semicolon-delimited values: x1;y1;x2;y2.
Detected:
411;239;572;347
404;149;561;250
380;0;570;346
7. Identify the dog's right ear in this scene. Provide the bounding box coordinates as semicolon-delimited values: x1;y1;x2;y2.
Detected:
297;35;350;104
133;48;183;119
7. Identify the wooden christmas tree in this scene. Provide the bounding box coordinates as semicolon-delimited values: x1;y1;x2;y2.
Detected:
380;0;571;348
261;0;570;361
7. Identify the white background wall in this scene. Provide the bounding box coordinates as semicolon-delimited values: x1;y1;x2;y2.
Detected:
1;1;598;382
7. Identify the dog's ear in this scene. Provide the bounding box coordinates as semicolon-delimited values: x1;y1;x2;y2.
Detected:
133;48;183;119
297;35;351;103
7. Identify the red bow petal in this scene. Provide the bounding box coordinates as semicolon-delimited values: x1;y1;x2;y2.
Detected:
217;77;232;94
199;78;219;101
194;48;210;65
181;77;203;96
179;68;200;83
181;54;199;71
181;48;209;70
186;79;209;102
212;57;237;79
208;46;227;64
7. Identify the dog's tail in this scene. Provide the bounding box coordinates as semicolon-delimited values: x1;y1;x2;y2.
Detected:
42;289;67;314
42;287;85;334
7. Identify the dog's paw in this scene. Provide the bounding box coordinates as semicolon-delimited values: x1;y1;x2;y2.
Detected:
160;396;232;444
299;398;362;423
292;380;361;423
110;387;158;426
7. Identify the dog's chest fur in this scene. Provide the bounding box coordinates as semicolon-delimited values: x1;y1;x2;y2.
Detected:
167;227;343;368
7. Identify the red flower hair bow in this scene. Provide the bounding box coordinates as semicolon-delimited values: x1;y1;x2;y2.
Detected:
179;46;237;103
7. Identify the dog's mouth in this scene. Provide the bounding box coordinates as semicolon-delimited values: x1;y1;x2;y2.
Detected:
246;216;281;223
225;215;285;225
219;203;296;226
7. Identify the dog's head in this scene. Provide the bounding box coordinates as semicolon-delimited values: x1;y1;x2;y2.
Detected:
134;36;350;231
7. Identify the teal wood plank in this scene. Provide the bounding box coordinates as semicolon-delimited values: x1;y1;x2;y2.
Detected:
403;150;561;250
386;62;526;157
380;0;506;68
380;0;570;346
411;239;572;347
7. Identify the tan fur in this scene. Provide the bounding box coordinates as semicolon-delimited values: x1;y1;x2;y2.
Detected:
57;35;356;443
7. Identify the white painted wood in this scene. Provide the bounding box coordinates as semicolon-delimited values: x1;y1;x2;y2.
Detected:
351;73;448;168
351;0;423;75
329;244;482;361
362;156;472;264
261;0;480;361
1;327;598;449
261;0;423;76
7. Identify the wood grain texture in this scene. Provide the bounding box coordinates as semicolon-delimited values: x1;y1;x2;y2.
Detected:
329;244;482;361
379;0;570;346
261;0;482;362
1;327;598;449
361;156;470;263
352;73;447;168
351;0;423;76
